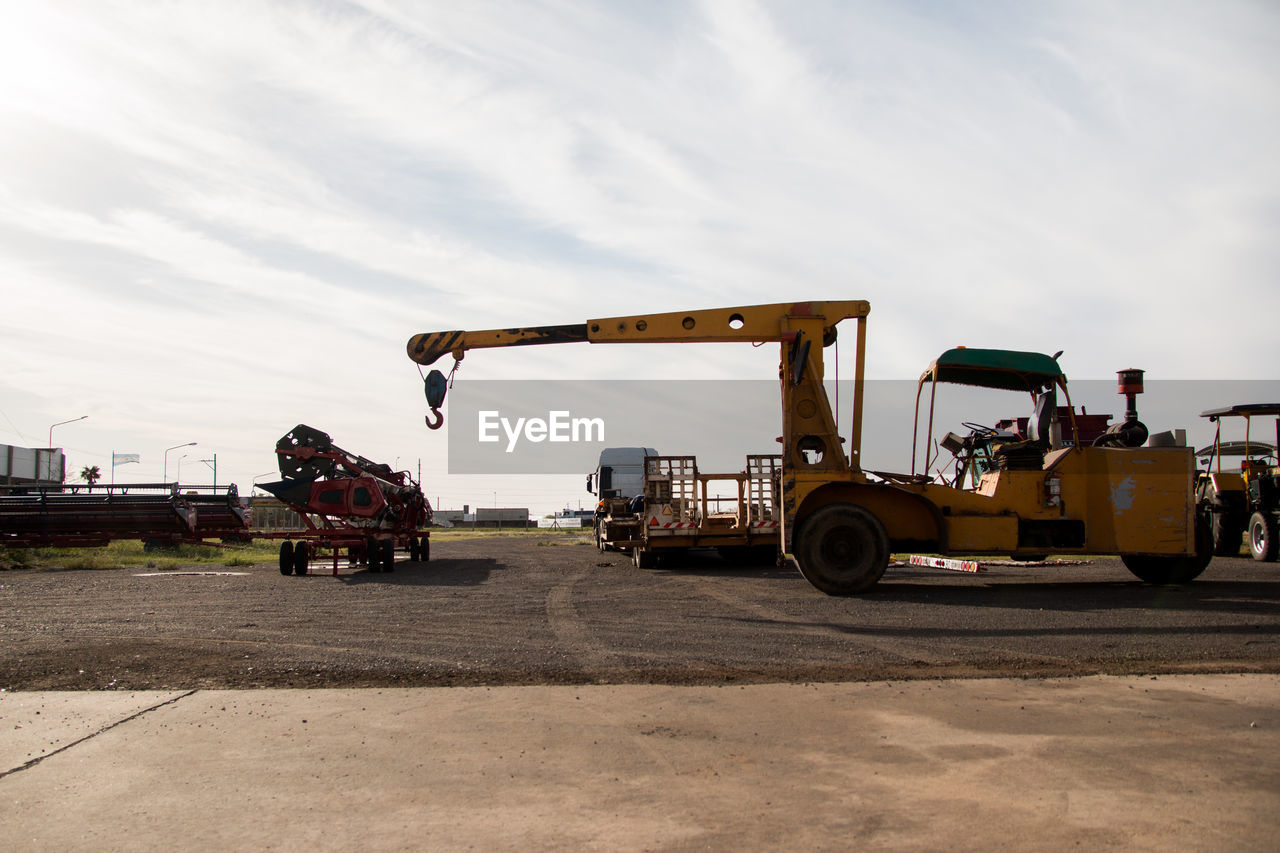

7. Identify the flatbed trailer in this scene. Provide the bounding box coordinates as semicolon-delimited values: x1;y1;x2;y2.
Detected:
262;523;430;577
598;454;782;568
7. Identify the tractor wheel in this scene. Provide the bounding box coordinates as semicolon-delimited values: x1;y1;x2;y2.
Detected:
382;539;396;573
1248;512;1279;562
292;542;309;576
279;541;294;575
793;503;890;595
1212;512;1244;557
1122;513;1213;583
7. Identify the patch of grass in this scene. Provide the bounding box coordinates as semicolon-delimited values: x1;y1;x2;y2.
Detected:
1;539;283;571
430;528;591;543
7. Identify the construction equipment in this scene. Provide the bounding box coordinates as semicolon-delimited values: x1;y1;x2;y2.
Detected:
1195;404;1280;560
407;301;1207;594
256;425;432;576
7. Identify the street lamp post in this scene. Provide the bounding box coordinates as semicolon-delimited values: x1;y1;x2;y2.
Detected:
176;454;188;484
46;415;88;483
164;441;197;486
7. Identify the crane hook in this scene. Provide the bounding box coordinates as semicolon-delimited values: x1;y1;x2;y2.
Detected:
422;367;451;430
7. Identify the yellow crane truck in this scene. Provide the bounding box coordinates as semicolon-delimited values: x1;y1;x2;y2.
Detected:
407;300;1209;595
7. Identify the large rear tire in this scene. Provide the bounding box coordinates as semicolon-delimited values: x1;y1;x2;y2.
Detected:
793;503;890;595
1248;512;1278;562
292;542;309;576
1122;514;1212;583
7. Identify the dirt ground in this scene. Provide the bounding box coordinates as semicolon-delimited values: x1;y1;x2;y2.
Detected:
2;536;1278;690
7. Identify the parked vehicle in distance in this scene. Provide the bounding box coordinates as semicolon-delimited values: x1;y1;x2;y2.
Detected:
1196;405;1280;561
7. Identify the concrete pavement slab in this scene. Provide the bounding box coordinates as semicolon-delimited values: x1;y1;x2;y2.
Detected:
0;690;189;773
1;675;1277;851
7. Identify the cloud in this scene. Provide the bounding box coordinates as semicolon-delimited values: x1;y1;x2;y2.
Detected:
1;0;1277;510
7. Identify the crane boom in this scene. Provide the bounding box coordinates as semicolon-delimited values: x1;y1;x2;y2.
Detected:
406;301;870;365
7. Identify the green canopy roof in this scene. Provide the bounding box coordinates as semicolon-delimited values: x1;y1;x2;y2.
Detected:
921;348;1065;392
1199;404;1280;419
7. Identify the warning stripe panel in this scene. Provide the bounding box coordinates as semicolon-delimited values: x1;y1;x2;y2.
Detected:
908;554;982;573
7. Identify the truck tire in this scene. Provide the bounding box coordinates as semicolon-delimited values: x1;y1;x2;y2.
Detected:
1212;512;1244;556
632;547;657;569
793;503;890;595
1122;513;1212;583
279;541;294;575
1248;512;1278;562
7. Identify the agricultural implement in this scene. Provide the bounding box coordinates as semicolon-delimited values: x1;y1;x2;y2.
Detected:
0;482;249;548
255;424;432;576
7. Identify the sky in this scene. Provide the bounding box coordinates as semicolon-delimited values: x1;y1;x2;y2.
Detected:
1;0;1277;516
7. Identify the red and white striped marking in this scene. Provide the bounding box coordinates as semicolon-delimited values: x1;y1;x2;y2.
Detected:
648;517;697;529
752;520;780;528
908;555;982;573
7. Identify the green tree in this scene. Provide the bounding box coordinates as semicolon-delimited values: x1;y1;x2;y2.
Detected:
80;465;101;487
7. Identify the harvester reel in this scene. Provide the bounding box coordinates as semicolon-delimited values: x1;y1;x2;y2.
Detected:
277;424;337;480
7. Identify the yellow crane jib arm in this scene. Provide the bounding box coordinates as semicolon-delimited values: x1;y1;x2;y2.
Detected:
406;301;870;365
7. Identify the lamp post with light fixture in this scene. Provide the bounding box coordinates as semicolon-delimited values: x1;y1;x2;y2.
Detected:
164;441;197;486
46;415;88;483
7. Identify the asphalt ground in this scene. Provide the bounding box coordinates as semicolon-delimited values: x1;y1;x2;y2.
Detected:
1;537;1277;690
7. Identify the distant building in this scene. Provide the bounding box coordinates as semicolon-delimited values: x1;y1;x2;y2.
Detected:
1;444;65;492
475;507;529;527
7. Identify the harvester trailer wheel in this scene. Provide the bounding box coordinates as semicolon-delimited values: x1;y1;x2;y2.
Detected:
292;541;309;576
409;539;421;561
420;536;430;563
793;503;890;595
365;537;381;573
1122;513;1213;583
382;539;396;573
1248;511;1278;562
278;541;294;575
